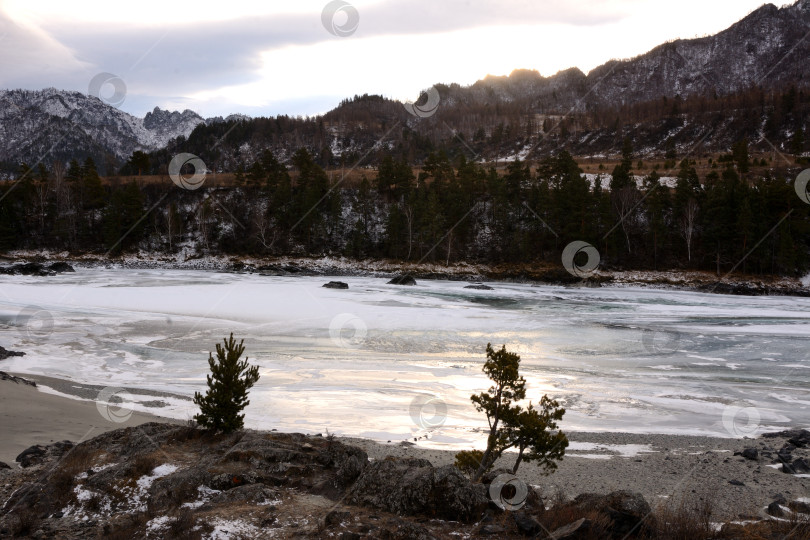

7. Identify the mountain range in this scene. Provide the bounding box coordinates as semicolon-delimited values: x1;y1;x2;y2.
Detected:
1;0;808;174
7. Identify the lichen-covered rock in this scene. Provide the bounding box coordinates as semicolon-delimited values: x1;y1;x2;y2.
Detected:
348;457;487;522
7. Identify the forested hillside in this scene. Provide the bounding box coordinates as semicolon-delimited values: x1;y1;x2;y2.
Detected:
2;139;808;278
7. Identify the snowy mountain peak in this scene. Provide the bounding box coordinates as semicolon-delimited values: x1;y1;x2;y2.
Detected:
0;89;207;171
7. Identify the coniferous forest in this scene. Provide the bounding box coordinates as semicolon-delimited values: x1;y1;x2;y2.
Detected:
2;134;808;278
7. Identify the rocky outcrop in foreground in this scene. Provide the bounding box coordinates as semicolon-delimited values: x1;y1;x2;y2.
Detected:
1;424;809;539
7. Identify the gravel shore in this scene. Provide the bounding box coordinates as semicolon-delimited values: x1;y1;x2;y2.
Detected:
343;430;810;521
2;375;807;522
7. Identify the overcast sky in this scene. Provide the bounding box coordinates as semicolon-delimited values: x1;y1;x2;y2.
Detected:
0;0;772;118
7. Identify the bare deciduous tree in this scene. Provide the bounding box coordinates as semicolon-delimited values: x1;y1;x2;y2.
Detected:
612;186;639;254
253;204;277;252
679;198;699;263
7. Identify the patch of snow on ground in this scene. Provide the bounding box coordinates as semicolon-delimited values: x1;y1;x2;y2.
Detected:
137;464;180;491
182;485;221;509
206;518;263;539
146;515;173;535
116;463;182;512
567;442;656;458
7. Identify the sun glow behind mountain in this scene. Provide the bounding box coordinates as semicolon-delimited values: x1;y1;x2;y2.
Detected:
0;0;773;117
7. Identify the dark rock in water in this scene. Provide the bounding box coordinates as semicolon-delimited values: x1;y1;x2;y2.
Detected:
573;491;650;538
767;501;786;517
47;261;75;273
0;346;25;360
513;511;544;535
347;457;487;522
0;371;35;386
783;458;810;474
741;447;758;460
0;461;11;469
387;274;416;286
550;518;593;540
0;262;51;276
323;281;349;289
0;261;74;276
465;283;494;290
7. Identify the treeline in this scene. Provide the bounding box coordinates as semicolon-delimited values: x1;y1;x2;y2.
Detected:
2;139;809;277
117;85;809;178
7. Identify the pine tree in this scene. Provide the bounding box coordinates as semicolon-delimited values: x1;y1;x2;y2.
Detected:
505;397;567;475
194;334;260;432
470;343;526;482
466;344;567;481
102;181;144;253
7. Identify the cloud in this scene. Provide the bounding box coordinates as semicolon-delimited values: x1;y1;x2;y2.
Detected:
21;0;638;95
0;12;91;89
0;0;765;118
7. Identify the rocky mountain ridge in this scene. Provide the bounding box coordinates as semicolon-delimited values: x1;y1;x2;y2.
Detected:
1;1;809;173
0;89;207;173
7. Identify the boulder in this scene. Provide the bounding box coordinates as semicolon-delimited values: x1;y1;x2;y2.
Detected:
767;501;786;517
482;469;544;513
573;491;651;538
465;284;494;290
387;275;416;286
336;453;366;486
0;461;11;470
763;429;810;447
347;457;487;522
209;472;257;491
513;511;544;536
776;443;795;464
741;447;758;460
15;445;47;468
0;346;25;360
146;467;212;513
789;500;810;514
782;458;810;474
550;518;592;540
14;440;73;468
47;262;75;273
0;262;72;276
2;262;51;276
323;281;349;289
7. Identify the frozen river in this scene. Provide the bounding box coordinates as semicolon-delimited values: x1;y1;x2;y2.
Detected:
1;267;809;448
